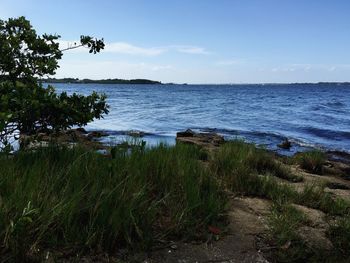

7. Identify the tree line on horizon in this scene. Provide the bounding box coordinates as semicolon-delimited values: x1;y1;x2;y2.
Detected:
42;77;161;84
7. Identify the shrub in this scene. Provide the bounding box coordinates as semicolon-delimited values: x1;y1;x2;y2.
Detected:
295;150;326;175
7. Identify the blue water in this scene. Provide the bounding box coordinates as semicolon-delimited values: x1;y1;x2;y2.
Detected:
52;83;350;155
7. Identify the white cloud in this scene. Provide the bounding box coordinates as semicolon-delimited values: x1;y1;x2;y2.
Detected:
55;60;175;80
271;67;296;72
58;40;209;56
173;45;210;55
150;65;173;71
106;42;166;56
290;63;350;71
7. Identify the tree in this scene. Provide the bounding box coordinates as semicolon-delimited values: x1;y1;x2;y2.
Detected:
0;16;109;151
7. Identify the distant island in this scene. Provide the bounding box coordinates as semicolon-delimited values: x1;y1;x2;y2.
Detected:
41;78;162;84
38;78;350;86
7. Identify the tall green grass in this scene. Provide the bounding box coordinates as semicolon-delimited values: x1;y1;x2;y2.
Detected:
1;139;349;261
267;203;309;262
211;140;301;192
211;141;350;214
0;144;226;261
328;217;350;257
295;150;326;175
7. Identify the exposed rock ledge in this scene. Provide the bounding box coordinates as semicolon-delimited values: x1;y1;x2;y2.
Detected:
176;129;225;149
19;128;108;150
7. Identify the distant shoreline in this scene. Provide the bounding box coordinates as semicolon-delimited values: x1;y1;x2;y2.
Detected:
41;78;162;85
40;78;350;86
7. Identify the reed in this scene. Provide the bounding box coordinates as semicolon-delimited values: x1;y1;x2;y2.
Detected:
0;143;226;260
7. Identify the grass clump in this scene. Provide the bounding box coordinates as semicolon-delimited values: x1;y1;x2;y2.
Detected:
0;143;226;260
296;185;350;216
211;140;301;194
267;203;309;262
328;217;350;258
295;150;326;175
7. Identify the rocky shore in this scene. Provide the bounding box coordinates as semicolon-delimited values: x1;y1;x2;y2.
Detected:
14;128;350;262
161;129;350;262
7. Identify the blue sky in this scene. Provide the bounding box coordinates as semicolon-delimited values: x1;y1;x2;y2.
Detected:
2;0;350;83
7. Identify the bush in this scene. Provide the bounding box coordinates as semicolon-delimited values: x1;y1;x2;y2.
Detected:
295;150;326;175
0;16;108;149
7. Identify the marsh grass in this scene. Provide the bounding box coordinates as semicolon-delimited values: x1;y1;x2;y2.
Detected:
328;217;350;257
267;203;310;262
211;141;350;262
0;143;226;260
296;185;350;216
211;140;302;204
295;150;326;175
1;139;349;261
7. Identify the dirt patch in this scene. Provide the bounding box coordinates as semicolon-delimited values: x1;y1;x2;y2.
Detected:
147;197;271;263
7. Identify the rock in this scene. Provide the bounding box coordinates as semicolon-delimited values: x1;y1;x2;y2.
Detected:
170;244;178;250
19;129;106;150
176;129;225;149
87;131;108;139
327;150;350;164
278;139;291;149
326;182;350;190
76;127;87;134
176;129;195;137
126;130;144;137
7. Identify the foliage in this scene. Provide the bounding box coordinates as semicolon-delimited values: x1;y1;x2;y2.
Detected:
0;143;226;260
211;140;302;188
267;203;309;262
210;141;350;262
0;81;108;135
295;150;326;175
0;16;108;150
0;112;13;152
0;16;104;83
328;217;350;257
296;184;350;216
0;138;350;260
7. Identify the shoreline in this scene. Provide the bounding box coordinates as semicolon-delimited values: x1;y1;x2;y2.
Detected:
18;127;350;159
3;128;350;262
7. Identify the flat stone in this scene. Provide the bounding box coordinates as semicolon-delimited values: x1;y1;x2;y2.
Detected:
176;129;195;137
176;129;225;149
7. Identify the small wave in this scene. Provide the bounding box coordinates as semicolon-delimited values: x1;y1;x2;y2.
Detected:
287;138;324;151
302;126;350;140
194;127;292;146
325;101;345;108
310;105;323;111
86;129;157;137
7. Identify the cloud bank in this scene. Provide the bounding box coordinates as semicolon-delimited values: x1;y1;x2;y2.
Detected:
58;40;210;56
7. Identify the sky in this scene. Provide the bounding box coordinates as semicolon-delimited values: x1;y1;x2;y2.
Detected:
1;0;350;84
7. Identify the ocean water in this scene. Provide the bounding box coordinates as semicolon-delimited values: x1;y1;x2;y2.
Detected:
52;83;350;155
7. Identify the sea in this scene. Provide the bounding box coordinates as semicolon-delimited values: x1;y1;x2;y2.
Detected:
51;83;350;155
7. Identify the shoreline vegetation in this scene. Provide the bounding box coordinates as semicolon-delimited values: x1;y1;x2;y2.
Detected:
1;129;350;262
39;78;350;86
2;16;350;263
